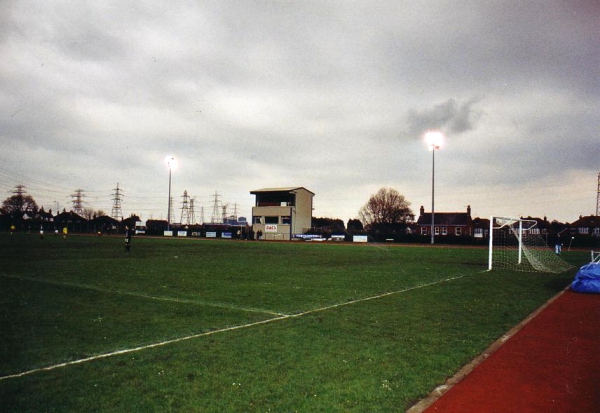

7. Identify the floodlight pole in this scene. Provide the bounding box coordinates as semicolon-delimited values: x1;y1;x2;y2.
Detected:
431;146;435;244
166;156;175;231
167;166;172;231
425;131;443;245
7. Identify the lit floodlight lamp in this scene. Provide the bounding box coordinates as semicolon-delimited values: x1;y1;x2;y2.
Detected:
425;131;444;151
165;156;177;171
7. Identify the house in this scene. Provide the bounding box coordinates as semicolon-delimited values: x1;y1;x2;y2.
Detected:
520;216;551;237
472;217;490;239
416;205;473;237
569;215;600;239
90;215;121;234
55;211;87;233
250;187;314;240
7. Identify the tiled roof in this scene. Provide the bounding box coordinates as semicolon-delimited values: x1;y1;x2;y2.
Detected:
570;215;600;227
417;212;471;226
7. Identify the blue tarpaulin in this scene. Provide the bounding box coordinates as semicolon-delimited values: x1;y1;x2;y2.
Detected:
571;263;600;294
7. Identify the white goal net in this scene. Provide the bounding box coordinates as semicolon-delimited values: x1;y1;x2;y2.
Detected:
488;216;573;273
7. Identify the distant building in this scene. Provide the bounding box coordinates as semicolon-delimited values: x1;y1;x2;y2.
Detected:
569;215;600;239
520;216;551;237
250;187;314;240
55;211;87;233
91;215;120;234
472;217;490;239
416;205;473;237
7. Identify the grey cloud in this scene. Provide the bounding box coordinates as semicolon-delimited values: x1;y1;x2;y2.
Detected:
407;98;483;137
1;1;598;224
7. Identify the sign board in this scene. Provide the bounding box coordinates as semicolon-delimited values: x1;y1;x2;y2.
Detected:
293;234;320;240
265;224;278;233
164;231;173;237
353;235;368;243
177;231;188;237
206;231;217;238
221;232;232;239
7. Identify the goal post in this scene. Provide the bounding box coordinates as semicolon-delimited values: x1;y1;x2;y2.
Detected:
488;216;573;273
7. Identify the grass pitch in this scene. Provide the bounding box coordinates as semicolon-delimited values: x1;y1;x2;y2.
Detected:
0;234;584;412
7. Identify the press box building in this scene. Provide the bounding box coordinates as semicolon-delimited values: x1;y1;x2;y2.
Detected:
250;187;314;240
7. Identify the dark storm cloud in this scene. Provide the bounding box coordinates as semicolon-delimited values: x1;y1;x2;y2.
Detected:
407;98;483;137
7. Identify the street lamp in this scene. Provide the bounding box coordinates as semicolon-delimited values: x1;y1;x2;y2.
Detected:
165;156;177;231
425;131;444;244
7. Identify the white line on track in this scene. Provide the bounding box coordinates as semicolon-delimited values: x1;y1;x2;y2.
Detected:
0;273;469;381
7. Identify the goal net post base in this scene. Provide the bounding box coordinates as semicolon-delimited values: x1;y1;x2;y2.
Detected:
488;216;573;273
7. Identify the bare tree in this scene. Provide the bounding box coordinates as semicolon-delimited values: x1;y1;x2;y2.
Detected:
1;185;38;215
358;187;413;228
82;208;95;220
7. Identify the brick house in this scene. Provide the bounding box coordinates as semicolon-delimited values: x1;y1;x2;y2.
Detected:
416;205;473;237
569;215;600;239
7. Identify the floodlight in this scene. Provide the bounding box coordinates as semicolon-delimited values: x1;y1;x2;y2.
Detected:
165;156;177;171
425;131;444;151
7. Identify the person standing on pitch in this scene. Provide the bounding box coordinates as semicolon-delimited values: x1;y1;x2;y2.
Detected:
555;233;562;255
124;226;133;252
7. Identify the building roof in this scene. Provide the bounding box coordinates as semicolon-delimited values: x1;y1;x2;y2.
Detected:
417;212;471;226
570;215;600;227
250;187;315;195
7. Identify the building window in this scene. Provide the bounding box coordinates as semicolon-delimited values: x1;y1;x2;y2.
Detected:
456;227;462;236
578;227;589;235
442;227;448;235
282;216;291;225
421;226;427;235
253;216;262;224
593;227;600;236
435;227;440;235
265;216;279;224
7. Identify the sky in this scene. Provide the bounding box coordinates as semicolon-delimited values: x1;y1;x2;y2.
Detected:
1;0;599;225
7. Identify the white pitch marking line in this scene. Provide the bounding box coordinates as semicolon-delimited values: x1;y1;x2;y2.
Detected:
0;274;286;316
0;274;470;381
0;316;289;381
286;274;469;318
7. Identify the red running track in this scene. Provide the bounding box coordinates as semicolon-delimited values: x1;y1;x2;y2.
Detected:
419;289;600;413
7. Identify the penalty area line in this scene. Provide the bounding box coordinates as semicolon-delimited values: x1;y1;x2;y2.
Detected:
0;273;471;382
